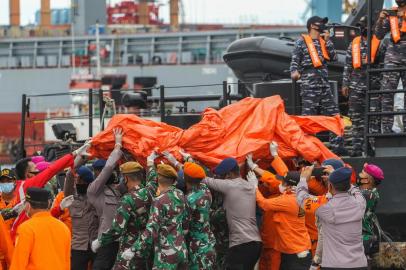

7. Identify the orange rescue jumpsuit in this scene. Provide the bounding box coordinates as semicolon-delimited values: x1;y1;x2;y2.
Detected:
9;211;71;270
0;215;13;270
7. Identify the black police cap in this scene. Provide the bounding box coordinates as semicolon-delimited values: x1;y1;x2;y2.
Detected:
26;187;51;203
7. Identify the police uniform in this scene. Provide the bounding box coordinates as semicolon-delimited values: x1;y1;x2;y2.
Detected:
99;162;158;270
375;2;406;133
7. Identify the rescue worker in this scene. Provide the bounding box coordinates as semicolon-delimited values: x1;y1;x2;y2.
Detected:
93;158;158;270
342;16;383;156
255;171;312;269
290;16;342;153
64;165;98;270
375;0;406;133
50;191;73;232
183;161;216;269
300;166;368;269
122;164;189;269
87;128;124;270
203;158;262;270
0;204;13;270
357;163;384;267
0;169;20;230
290;16;338;116
6;144;88;240
9;187;71;270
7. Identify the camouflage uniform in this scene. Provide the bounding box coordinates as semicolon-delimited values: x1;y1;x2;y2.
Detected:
375;16;406;133
209;190;229;270
290;36;342;152
290;36;339;116
343;38;385;155
186;183;216;270
132;185;188;270
99;169;158;270
360;187;380;255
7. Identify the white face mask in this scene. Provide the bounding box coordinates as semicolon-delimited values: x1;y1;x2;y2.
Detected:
279;184;287;194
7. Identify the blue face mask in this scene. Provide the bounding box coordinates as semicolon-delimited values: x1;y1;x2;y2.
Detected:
0;182;16;194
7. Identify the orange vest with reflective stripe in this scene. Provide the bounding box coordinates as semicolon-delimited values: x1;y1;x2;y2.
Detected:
389;7;406;43
352;35;381;68
302;34;330;68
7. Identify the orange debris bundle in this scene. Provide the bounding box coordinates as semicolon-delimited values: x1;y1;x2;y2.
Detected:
89;96;344;168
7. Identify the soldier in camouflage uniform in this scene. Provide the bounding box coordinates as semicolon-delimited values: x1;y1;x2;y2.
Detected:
342;16;385;156
94;158;159;270
357;163;384;264
375;1;406;133
182;162;216;270
122;163;188;270
290;16;342;153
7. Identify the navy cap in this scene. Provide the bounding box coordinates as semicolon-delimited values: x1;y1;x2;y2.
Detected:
214;158;238;176
307;16;328;29
276;171;301;186
26;187;51;203
77;166;94;184
329;167;352;184
92;159;106;170
322;159;344;170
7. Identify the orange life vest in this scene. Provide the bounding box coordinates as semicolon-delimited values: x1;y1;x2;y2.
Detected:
352;35;381;68
389;7;406;43
302;34;330;68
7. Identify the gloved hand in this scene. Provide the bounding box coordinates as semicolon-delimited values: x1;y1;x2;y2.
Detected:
247;171;258;188
12;200;25;215
113;127;123;147
73;139;92;157
147;151;159;167
309;261;320;270
179;149;192;162
246;154;258;170
163;151;179;167
122;248;135;261
91;239;101;253
60;195;74;210
269;141;279;157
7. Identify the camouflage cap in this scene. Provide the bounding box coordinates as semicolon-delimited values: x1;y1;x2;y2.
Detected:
157;164;178;179
120;161;144;174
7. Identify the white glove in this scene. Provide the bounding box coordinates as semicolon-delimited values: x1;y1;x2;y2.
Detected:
269;141;279;157
12;200;25;214
179;149;192;162
73;140;92;157
91;239;101;253
163;151;179;167
246;154;258;170
309;265;319;270
60;195;74;210
122;248;135;261
113;127;123;146
247;171;258;188
147;151;159;166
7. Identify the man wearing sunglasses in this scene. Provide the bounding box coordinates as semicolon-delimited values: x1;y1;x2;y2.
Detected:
0;143;90;241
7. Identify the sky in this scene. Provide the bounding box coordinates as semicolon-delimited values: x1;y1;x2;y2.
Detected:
0;0;308;26
0;0;397;26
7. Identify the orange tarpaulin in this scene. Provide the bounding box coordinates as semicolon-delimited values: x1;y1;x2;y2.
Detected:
90;96;344;168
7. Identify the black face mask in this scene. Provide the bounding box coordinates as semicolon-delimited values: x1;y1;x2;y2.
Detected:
314;23;327;33
76;184;89;195
361;27;368;37
396;0;406;7
118;179;128;195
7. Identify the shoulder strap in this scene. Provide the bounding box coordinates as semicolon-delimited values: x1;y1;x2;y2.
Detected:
302;34;322;68
352;36;362;69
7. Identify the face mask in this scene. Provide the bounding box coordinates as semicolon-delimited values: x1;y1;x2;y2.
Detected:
76;184;89;195
279;184;287;194
0;182;15;194
314;23;327;33
361;27;368;37
396;0;406;7
118;180;128;195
